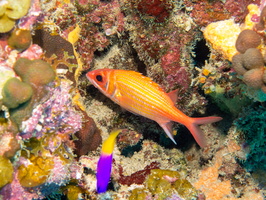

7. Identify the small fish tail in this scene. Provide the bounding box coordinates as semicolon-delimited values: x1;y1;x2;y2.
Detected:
187;116;222;148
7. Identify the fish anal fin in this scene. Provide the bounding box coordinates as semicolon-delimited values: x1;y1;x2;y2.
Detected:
158;121;177;144
167;89;178;103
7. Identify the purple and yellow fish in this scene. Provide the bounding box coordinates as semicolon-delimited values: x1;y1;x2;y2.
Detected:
87;69;222;148
96;129;121;193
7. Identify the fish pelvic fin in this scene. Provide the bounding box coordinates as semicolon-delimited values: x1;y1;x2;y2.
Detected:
187;116;222;148
159;121;177;144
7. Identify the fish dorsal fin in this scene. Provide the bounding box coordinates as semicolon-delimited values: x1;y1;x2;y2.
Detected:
167;89;178;103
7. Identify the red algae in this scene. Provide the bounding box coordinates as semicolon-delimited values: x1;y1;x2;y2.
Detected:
137;0;172;23
118;161;160;186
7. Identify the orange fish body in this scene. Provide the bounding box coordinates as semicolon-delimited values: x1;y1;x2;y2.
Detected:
87;69;222;147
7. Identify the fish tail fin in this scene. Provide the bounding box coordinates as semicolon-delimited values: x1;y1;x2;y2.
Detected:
186;116;222;148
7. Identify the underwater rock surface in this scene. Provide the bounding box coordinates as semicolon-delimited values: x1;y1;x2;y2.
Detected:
0;0;265;199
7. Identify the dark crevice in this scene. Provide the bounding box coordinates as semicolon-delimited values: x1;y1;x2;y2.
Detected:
192;39;210;68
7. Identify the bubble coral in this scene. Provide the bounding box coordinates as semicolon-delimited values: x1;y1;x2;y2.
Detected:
8;28;32;51
0;156;13;188
13;58;56;86
2;77;33;109
235;29;262;54
0;0;31;33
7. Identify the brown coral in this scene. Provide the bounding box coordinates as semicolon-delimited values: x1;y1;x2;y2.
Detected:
232;47;266;92
73;110;101;157
235;29;262;53
243;68;264;89
232;54;247;75
8;28;32;51
242;48;264;70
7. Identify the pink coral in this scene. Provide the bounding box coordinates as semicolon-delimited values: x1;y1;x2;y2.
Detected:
20;80;82;139
0;172;43;200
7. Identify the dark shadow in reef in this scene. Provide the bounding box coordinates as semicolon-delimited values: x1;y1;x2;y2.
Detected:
192;38;210;68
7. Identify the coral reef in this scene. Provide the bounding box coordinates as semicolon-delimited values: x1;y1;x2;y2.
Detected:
0;0;265;199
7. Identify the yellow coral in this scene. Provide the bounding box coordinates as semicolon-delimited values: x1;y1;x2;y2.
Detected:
0;0;31;33
241;4;260;30
18;155;54;187
203;4;262;62
0;156;13;188
67;24;84;82
202;69;210;76
203;19;240;61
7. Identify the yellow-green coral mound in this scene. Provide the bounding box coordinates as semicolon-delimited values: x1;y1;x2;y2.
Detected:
14;58;56;86
8;28;32;51
130;169;198;200
0;156;13;188
18;155;54;187
0;0;31;33
2;77;33;109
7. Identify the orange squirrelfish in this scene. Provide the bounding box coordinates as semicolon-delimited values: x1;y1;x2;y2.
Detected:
86;69;222;148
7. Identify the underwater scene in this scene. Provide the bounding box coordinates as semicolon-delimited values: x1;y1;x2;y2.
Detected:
0;0;266;199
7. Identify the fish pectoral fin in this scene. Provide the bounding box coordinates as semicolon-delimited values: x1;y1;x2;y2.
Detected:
158;121;177;144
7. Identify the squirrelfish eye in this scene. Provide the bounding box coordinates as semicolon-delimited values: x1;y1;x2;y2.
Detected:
96;75;103;82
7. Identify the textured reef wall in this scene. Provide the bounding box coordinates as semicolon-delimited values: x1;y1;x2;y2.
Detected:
0;0;265;199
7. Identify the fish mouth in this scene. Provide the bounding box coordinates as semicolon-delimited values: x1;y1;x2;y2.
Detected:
86;71;96;85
